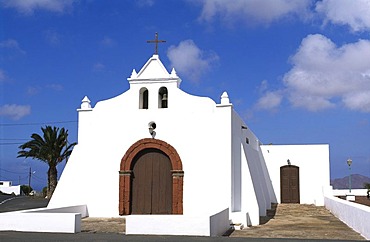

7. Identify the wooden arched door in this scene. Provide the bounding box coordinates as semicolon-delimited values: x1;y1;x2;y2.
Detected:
280;165;300;203
131;148;173;214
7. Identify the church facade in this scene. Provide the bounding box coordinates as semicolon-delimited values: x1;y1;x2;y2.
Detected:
48;54;331;236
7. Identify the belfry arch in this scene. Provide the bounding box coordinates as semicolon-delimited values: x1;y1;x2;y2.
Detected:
119;138;184;215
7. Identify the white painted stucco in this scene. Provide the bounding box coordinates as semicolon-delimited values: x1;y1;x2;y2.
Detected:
126;208;229;236
261;144;331;205
0;205;86;233
45;54;331;235
0;181;20;195
325;196;369;240
332;189;368;196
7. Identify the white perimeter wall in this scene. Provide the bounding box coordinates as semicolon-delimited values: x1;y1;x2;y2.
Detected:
0;205;87;233
325;196;369;240
261;144;330;205
332;189;368;196
126;208;230;236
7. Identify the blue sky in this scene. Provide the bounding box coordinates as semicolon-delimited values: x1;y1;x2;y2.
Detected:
1;0;370;190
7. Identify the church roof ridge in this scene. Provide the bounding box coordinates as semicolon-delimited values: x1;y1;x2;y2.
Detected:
127;54;181;87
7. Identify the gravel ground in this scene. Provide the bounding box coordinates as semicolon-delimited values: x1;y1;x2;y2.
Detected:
81;217;126;234
231;204;365;241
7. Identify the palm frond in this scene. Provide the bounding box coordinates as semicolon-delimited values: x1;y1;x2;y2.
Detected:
18;125;76;165
17;125;77;198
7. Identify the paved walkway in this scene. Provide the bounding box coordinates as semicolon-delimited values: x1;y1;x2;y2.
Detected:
231;204;365;240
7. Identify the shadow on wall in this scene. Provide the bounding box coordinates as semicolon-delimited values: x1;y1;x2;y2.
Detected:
259;203;277;225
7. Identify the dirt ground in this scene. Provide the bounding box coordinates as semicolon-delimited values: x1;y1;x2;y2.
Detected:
81;204;366;240
230;204;365;240
351;196;370;206
81;217;126;234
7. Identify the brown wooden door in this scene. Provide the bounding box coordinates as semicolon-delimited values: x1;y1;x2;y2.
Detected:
131;149;172;214
280;165;300;203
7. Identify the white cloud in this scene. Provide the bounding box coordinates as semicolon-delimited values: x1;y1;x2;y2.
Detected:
0;104;31;120
0;69;7;82
101;36;115;47
255;91;283;110
343;91;370;112
93;62;105;72
1;0;74;15
282;34;370;112
27;84;63;96
27;86;41;96
0;39;19;48
46;83;63;91
255;80;283;110
194;0;370;32
196;0;312;25
167;40;219;82
0;39;26;55
316;0;370;32
136;0;154;7
44;30;61;46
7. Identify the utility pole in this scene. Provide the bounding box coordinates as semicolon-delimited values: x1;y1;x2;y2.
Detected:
28;167;31;190
27;168;36;195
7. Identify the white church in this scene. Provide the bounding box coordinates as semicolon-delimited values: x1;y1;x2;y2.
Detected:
44;45;331;235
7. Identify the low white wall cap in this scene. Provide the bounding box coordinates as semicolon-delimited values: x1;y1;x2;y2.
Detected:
217;91;232;107
77;96;93;111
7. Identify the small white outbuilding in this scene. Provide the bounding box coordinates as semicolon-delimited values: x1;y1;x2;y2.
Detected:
0;181;20;195
48;54;331;236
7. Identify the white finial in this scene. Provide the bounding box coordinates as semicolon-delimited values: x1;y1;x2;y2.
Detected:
220;91;230;105
170;68;178;78
130;69;138;78
81;96;91;109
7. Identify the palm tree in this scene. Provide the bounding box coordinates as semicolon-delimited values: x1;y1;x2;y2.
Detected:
18;126;76;198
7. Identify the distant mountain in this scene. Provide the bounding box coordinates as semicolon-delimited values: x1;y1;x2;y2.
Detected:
330;174;370;189
331;174;370;189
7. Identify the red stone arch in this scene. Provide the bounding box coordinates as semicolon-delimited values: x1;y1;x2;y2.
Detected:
119;138;184;215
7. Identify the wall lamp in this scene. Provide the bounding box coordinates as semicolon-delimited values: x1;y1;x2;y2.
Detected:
148;121;156;138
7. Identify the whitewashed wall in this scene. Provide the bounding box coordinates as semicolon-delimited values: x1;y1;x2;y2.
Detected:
0;181;20;195
332;189;368;196
325;196;369;240
261;144;330;205
49;55;238;218
229;111;275;226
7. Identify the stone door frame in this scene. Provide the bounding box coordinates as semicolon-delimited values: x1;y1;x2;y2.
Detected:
119;138;184;215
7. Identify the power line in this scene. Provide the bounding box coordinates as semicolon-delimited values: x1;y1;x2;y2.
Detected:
0;175;11;181
18;175;29;181
0;143;23;145
0;121;77;127
32;175;45;183
0;168;28;175
0;139;29;145
0;139;29;141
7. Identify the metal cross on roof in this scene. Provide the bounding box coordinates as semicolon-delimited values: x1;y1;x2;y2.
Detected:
147;32;166;55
